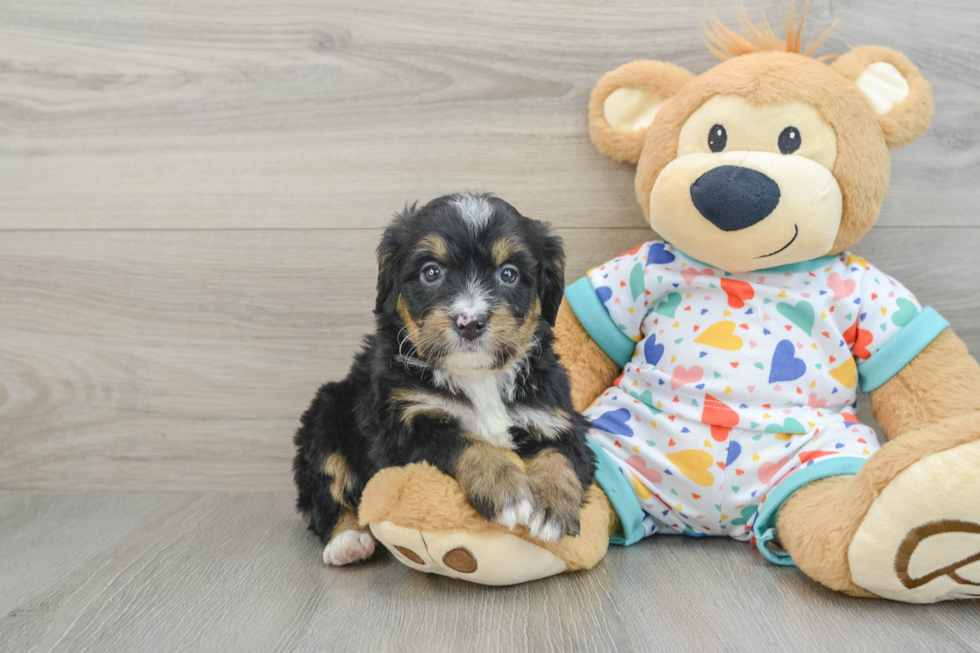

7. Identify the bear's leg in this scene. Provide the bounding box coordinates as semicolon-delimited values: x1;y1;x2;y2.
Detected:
775;412;980;602
358;460;617;586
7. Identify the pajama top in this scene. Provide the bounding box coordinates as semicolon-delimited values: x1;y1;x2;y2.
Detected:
565;241;949;564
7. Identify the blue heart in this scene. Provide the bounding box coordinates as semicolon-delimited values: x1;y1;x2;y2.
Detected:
647;242;676;265
769;339;806;383
726;441;742;466
592;408;634;437
596;286;612;303
644;334;665;366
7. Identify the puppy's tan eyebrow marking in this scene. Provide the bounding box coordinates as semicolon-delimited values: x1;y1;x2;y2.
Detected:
416;234;449;262
492;236;528;267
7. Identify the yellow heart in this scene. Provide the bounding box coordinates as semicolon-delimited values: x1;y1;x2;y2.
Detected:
703;439;713;448
846;255;868;268
721;514;729;520
665;450;715;487
628;307;634;314
829;357;857;389
821;311;828;319
630;472;653;499
724;385;733;394
632;446;640;452
723;310;732;317
693;321;743;351
752;453;760;461
778;290;787;298
670;355;677;363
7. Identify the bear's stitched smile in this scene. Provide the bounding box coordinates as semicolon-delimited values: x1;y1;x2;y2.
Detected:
757;224;799;258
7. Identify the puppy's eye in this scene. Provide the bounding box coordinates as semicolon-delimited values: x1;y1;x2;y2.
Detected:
498;265;519;285
778;126;801;154
708;124;727;152
420;263;442;284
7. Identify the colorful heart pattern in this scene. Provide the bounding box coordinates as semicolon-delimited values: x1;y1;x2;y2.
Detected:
582;241;924;542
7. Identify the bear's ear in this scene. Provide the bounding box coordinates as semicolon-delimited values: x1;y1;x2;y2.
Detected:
832;46;934;149
589;60;694;163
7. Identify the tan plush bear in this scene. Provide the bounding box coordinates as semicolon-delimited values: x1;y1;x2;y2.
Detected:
356;7;980;603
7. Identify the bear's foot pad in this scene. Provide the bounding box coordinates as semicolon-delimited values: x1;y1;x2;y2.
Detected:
370;520;567;586
849;439;980;603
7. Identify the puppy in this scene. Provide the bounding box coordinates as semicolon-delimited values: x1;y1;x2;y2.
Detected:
293;193;595;566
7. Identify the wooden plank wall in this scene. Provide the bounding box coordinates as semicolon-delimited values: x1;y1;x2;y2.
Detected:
1;0;978;491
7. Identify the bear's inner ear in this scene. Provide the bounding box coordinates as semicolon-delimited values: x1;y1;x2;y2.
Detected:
603;88;668;132
832;45;934;149
589;60;694;164
854;62;910;116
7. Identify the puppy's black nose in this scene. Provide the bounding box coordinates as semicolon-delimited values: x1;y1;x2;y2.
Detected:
454;312;487;341
690;165;780;231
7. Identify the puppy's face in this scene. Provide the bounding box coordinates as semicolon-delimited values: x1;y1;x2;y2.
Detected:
376;194;565;371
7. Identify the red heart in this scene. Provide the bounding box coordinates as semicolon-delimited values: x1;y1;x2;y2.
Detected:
720;278;755;308
843;319;874;360
702;394;740;431
735;469;745;476
668;439;676;446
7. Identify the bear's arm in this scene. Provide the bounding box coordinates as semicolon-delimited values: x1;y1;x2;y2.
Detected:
869;328;980;441
553;296;622;413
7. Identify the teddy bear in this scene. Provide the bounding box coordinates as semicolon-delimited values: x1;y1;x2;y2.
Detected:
353;6;980;603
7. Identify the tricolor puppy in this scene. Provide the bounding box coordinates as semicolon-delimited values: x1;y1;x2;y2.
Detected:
293;193;595;566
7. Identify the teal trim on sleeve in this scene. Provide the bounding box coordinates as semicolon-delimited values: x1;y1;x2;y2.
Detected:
857;307;949;393
565;277;636;368
753;457;867;566
586;438;645;546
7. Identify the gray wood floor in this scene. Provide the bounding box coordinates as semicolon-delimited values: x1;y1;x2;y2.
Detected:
2;491;980;653
2;0;980;650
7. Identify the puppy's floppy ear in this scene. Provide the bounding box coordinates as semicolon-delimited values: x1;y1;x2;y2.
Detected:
374;203;416;318
589;60;695;164
528;221;566;327
832;46;934;149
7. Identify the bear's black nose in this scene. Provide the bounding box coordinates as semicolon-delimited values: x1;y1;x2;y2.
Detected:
689;165;781;231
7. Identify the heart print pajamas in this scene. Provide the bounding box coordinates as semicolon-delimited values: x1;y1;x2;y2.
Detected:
565;241;948;564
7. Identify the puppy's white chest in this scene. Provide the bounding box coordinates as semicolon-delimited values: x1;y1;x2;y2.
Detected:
451;371;514;448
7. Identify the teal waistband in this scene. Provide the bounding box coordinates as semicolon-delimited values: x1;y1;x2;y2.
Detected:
857;307;948;392
565;277;636;368
586;438;646;546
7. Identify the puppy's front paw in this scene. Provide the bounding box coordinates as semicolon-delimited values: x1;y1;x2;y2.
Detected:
323;530;376;566
526;450;586;543
456;444;534;529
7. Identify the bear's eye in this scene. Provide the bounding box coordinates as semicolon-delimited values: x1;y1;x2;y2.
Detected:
708;124;727;152
778;126;801;154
